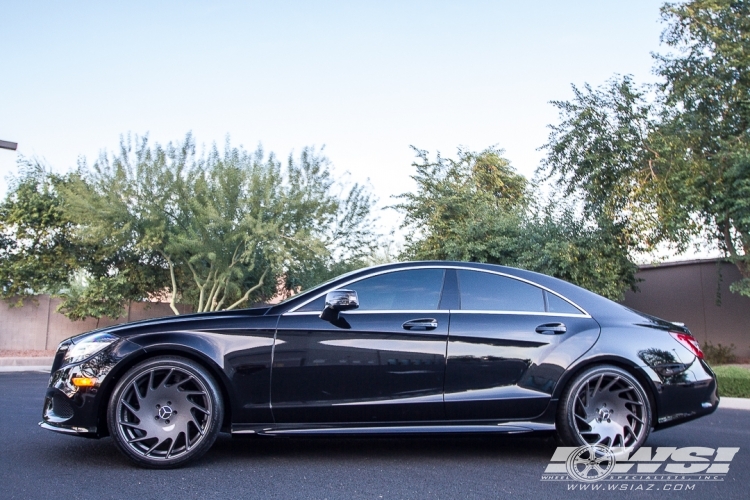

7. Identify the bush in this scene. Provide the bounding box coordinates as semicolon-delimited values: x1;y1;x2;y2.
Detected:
713;366;750;399
703;342;737;365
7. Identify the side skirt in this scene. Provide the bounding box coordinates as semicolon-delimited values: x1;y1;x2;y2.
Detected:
231;421;555;436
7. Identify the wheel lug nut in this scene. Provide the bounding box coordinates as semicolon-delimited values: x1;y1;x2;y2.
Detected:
156;404;160;409
165;419;170;424
167;401;172;405
155;416;159;420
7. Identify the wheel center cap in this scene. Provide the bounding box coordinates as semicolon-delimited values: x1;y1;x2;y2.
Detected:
158;405;174;419
597;407;611;421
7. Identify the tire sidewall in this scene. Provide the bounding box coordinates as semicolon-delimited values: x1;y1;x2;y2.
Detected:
107;356;223;469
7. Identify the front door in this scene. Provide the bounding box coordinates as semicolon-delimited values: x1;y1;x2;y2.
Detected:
271;268;449;424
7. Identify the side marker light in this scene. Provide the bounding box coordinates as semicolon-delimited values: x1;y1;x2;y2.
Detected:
72;377;97;387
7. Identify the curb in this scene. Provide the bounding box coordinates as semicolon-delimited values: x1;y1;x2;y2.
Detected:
719;397;750;411
0;357;54;373
0;357;54;367
0;365;51;373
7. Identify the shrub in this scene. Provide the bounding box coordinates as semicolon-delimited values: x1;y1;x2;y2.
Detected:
702;342;737;365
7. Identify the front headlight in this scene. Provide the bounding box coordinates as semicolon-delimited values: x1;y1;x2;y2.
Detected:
63;332;119;365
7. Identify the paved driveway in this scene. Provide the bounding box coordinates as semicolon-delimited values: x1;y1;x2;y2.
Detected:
1;372;747;500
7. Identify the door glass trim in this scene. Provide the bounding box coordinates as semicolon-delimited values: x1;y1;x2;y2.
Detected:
284;309;445;316
284;265;590;317
450;310;590;318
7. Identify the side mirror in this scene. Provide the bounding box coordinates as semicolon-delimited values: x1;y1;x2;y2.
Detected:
320;289;359;321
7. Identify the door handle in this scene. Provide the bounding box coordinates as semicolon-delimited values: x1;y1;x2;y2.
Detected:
402;318;438;331
535;322;567;334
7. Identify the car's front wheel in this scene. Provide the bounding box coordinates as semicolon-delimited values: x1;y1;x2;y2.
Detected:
107;356;223;468
557;365;651;453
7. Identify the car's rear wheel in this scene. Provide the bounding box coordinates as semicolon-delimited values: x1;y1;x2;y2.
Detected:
557;365;651;453
107;356;223;468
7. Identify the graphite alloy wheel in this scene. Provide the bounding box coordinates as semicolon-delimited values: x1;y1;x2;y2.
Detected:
557;365;651;453
107;356;223;468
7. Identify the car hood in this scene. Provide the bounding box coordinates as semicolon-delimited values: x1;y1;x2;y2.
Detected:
68;306;273;343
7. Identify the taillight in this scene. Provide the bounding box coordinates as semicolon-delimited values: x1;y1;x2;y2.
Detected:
670;331;704;359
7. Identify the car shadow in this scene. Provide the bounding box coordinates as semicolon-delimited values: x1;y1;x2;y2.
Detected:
203;432;559;466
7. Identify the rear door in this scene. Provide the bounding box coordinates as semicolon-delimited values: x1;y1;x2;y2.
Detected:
444;269;600;420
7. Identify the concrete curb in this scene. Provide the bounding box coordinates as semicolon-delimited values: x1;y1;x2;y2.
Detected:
0;365;51;373
719;397;750;411
0;357;54;373
0;357;54;366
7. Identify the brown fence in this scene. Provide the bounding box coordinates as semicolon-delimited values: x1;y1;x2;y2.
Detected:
0;296;192;351
622;259;750;359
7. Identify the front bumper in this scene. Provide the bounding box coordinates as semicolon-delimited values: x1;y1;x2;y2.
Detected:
40;338;144;437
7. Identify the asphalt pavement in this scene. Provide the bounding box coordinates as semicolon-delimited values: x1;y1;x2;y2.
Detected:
1;372;748;500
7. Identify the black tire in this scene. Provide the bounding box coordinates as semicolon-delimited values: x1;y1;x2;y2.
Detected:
556;365;651;453
107;356;223;468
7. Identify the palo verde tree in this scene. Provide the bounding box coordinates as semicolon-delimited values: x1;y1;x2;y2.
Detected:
61;134;378;316
0;160;169;318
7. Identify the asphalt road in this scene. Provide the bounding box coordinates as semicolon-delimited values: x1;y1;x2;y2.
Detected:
1;372;748;500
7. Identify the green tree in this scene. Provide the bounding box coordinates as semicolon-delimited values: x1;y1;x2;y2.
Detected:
61;134;377;315
0;160;81;304
539;76;677;254
394;147;638;300
395;146;528;263
0;160;171;318
655;0;750;295
540;0;750;296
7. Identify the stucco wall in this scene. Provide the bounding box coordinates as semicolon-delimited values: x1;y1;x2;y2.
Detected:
3;261;748;359
0;296;192;351
622;259;750;359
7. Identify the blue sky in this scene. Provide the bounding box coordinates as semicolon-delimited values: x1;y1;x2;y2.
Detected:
1;0;667;234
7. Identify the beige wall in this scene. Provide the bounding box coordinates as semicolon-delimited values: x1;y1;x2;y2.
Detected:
3;262;747;358
622;260;750;359
0;296;192;351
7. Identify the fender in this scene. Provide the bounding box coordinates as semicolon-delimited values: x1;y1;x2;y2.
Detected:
126;327;277;424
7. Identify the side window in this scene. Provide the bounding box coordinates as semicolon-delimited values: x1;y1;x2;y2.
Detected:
297;269;445;312
457;270;545;312
297;295;326;312
348;269;445;311
546;292;582;314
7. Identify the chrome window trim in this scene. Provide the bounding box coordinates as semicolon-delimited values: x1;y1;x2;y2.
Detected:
285;309;445;316
284;265;590;317
451;310;590;318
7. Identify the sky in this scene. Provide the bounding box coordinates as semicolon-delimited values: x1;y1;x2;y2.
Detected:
1;0;683;249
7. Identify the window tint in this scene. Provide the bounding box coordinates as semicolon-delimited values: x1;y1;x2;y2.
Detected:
546;292;582;314
350;269;445;310
457;270;544;312
299;269;445;312
297;295;326;312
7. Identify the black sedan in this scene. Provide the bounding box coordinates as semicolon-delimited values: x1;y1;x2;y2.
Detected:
40;261;718;468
